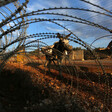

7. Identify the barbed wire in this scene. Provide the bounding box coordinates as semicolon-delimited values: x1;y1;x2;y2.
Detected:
0;1;111;111
0;0;29;28
80;0;112;14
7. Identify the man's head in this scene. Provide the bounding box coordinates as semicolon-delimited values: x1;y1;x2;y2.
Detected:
57;33;63;40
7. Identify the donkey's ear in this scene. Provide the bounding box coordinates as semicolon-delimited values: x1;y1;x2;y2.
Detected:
65;33;72;39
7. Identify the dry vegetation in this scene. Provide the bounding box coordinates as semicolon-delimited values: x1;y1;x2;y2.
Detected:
0;58;111;112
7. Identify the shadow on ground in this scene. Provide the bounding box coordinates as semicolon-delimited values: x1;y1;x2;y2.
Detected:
0;63;86;112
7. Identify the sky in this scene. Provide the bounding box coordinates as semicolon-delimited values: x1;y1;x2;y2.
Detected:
0;0;112;49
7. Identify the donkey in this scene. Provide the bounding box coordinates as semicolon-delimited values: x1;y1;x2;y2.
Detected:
41;33;72;68
52;33;72;64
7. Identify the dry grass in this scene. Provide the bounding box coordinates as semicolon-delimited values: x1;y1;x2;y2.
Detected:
0;60;111;112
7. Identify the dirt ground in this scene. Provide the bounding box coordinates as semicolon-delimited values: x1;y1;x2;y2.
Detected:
74;58;112;73
0;58;111;112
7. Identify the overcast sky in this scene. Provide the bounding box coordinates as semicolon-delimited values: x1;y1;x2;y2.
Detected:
1;0;112;48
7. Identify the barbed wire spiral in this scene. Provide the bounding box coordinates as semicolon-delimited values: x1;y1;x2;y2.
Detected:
0;0;111;112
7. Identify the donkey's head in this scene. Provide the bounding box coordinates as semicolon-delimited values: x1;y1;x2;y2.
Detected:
57;33;71;45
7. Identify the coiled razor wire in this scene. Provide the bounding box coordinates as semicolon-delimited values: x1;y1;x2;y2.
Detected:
0;0;112;112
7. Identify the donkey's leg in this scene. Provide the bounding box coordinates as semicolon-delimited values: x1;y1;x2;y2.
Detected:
44;59;48;67
57;56;62;77
47;59;52;74
44;55;49;67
